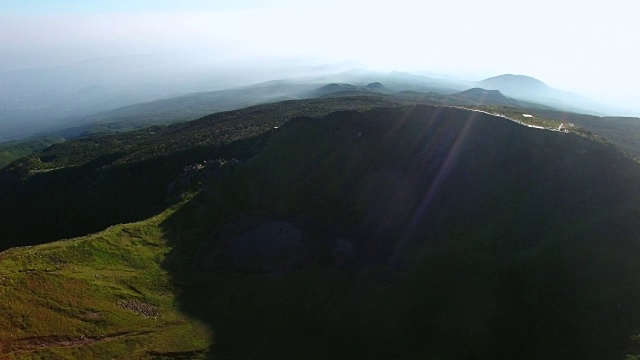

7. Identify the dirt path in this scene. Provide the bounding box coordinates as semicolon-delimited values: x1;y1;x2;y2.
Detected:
452;106;567;132
2;330;152;355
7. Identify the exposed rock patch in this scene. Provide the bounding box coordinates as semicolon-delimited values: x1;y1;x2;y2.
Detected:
116;299;159;318
167;158;241;200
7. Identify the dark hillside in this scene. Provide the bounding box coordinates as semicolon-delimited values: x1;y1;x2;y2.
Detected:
0;96;401;250
158;105;640;359
538;110;640;157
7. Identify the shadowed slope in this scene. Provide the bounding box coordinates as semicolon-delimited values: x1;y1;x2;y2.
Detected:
158;105;640;359
0;96;401;250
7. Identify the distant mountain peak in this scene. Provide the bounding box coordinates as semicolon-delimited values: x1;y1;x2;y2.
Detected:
448;88;519;106
365;82;385;90
457;87;508;98
479;74;550;90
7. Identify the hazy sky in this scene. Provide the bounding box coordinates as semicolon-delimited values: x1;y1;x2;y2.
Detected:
1;0;638;112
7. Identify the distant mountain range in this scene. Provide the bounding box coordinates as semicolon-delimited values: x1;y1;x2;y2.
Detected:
0;66;626;143
476;74;599;115
37;72;597;139
2;70;640;170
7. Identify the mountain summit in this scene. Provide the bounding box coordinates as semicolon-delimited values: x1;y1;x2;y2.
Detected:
455;87;511;100
478;74;550;95
476;74;598;114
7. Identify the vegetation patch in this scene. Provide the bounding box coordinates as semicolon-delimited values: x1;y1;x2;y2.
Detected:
0;204;211;359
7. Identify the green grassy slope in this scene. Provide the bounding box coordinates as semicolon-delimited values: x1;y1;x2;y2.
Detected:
0;202;211;359
0;136;66;170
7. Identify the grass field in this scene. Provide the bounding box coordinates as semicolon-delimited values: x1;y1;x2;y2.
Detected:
0;201;211;359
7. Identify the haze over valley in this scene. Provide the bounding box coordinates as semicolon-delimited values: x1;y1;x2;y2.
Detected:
1;0;639;143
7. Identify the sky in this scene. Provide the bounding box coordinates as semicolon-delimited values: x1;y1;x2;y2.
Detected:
0;0;638;113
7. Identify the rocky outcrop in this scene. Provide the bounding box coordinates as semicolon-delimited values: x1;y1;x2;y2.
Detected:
167;158;241;199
